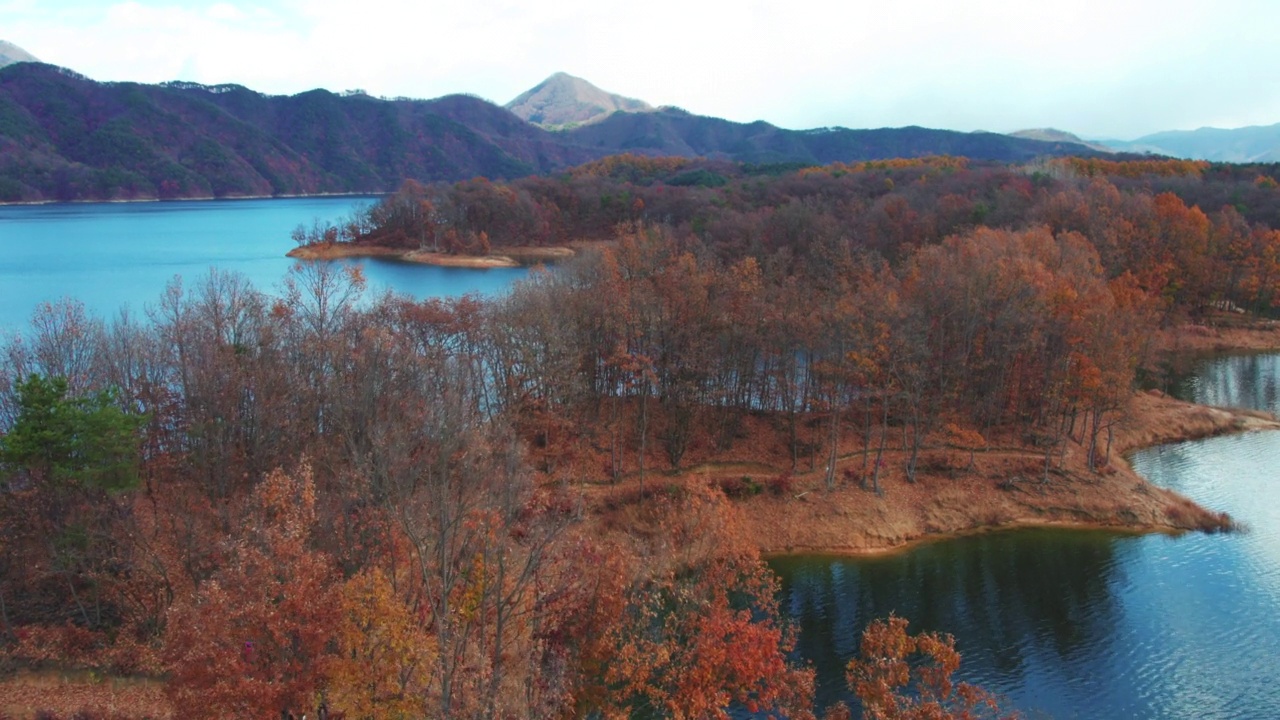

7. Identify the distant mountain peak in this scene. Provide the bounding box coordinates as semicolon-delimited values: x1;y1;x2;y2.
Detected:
1009;128;1112;153
0;40;39;68
505;72;654;130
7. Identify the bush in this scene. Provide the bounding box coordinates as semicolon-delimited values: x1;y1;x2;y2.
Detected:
767;471;795;496
717;476;762;499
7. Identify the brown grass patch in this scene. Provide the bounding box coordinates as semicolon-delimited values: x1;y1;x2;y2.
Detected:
0;670;170;720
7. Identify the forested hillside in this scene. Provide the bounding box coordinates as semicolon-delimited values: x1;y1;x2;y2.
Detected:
3;154;1279;718
0;62;1101;203
325;154;1280;309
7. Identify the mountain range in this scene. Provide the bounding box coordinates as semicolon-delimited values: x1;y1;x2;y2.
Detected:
1097;124;1280;162
0;60;1105;203
1;37;1277;204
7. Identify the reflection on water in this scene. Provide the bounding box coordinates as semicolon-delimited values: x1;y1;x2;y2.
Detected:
772;351;1280;719
1172;352;1280;414
774;531;1126;718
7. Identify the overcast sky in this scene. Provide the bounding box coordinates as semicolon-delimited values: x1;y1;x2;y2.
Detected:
4;0;1278;140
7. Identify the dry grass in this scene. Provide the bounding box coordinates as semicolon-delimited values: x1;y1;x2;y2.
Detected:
1151;316;1280;355
0;670;170;720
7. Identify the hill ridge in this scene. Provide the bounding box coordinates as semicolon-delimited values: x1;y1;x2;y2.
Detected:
0;62;1103;203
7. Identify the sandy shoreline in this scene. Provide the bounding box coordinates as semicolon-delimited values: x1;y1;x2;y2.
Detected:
287;241;577;268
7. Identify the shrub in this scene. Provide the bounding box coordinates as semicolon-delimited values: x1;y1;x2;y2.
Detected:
767;471;795;496
717;476;762;499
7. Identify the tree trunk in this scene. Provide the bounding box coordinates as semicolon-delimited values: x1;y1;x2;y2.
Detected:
825;402;839;490
873;396;889;495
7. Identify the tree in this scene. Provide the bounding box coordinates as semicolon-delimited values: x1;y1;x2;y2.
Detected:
163;463;341;719
845;615;1013;720
0;374;144;494
0;374;146;631
325;567;435;719
588;484;815;719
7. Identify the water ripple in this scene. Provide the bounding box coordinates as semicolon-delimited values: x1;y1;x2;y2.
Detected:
773;353;1280;719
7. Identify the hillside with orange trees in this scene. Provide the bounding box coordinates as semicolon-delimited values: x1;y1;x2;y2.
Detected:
6;154;1280;718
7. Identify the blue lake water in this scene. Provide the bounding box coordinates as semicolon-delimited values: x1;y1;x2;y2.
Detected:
0;197;526;332
772;353;1280;719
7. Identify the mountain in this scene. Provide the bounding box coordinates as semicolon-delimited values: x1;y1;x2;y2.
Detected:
0;63;1103;203
0;40;39;68
1010;128;1112;153
566;108;1100;165
0;63;597;202
505;72;654;129
1099;123;1280;162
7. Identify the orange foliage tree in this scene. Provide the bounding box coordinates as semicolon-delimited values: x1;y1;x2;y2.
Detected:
324;567;435;718
586;484;815;719
163;462;340;719
846;615;1014;720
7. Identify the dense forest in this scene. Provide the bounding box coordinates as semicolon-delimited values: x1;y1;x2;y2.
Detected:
2;153;1280;718
0;61;1100;204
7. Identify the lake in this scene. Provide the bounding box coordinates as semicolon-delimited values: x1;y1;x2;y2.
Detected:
0;197;527;333
771;353;1280;718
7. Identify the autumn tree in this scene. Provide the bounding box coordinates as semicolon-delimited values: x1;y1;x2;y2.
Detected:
845;615;1013;720
163;462;341;719
325;567;435;719
586;484;815;719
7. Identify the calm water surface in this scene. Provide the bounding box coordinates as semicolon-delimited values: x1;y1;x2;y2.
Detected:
772;354;1280;719
0;197;526;331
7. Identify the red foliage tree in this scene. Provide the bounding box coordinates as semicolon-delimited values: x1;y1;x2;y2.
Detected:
163;462;340;719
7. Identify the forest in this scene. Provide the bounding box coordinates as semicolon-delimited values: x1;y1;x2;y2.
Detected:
3;153;1280;718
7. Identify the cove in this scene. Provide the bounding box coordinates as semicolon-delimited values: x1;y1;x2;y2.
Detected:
771;352;1280;719
0;197;527;332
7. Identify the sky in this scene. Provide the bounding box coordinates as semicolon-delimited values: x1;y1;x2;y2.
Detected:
3;0;1278;140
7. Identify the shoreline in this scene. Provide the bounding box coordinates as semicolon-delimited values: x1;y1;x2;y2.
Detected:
761;520;1171;560
571;320;1280;561
287;241;577;268
740;379;1280;559
0;191;386;207
1151;317;1280;355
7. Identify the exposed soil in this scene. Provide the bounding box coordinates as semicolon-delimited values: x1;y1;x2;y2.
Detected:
572;352;1280;559
735;391;1276;557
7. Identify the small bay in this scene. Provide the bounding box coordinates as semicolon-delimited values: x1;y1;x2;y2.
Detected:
772;353;1280;719
0;197;527;332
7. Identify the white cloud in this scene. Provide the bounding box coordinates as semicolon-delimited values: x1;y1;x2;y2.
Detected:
2;0;1278;138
